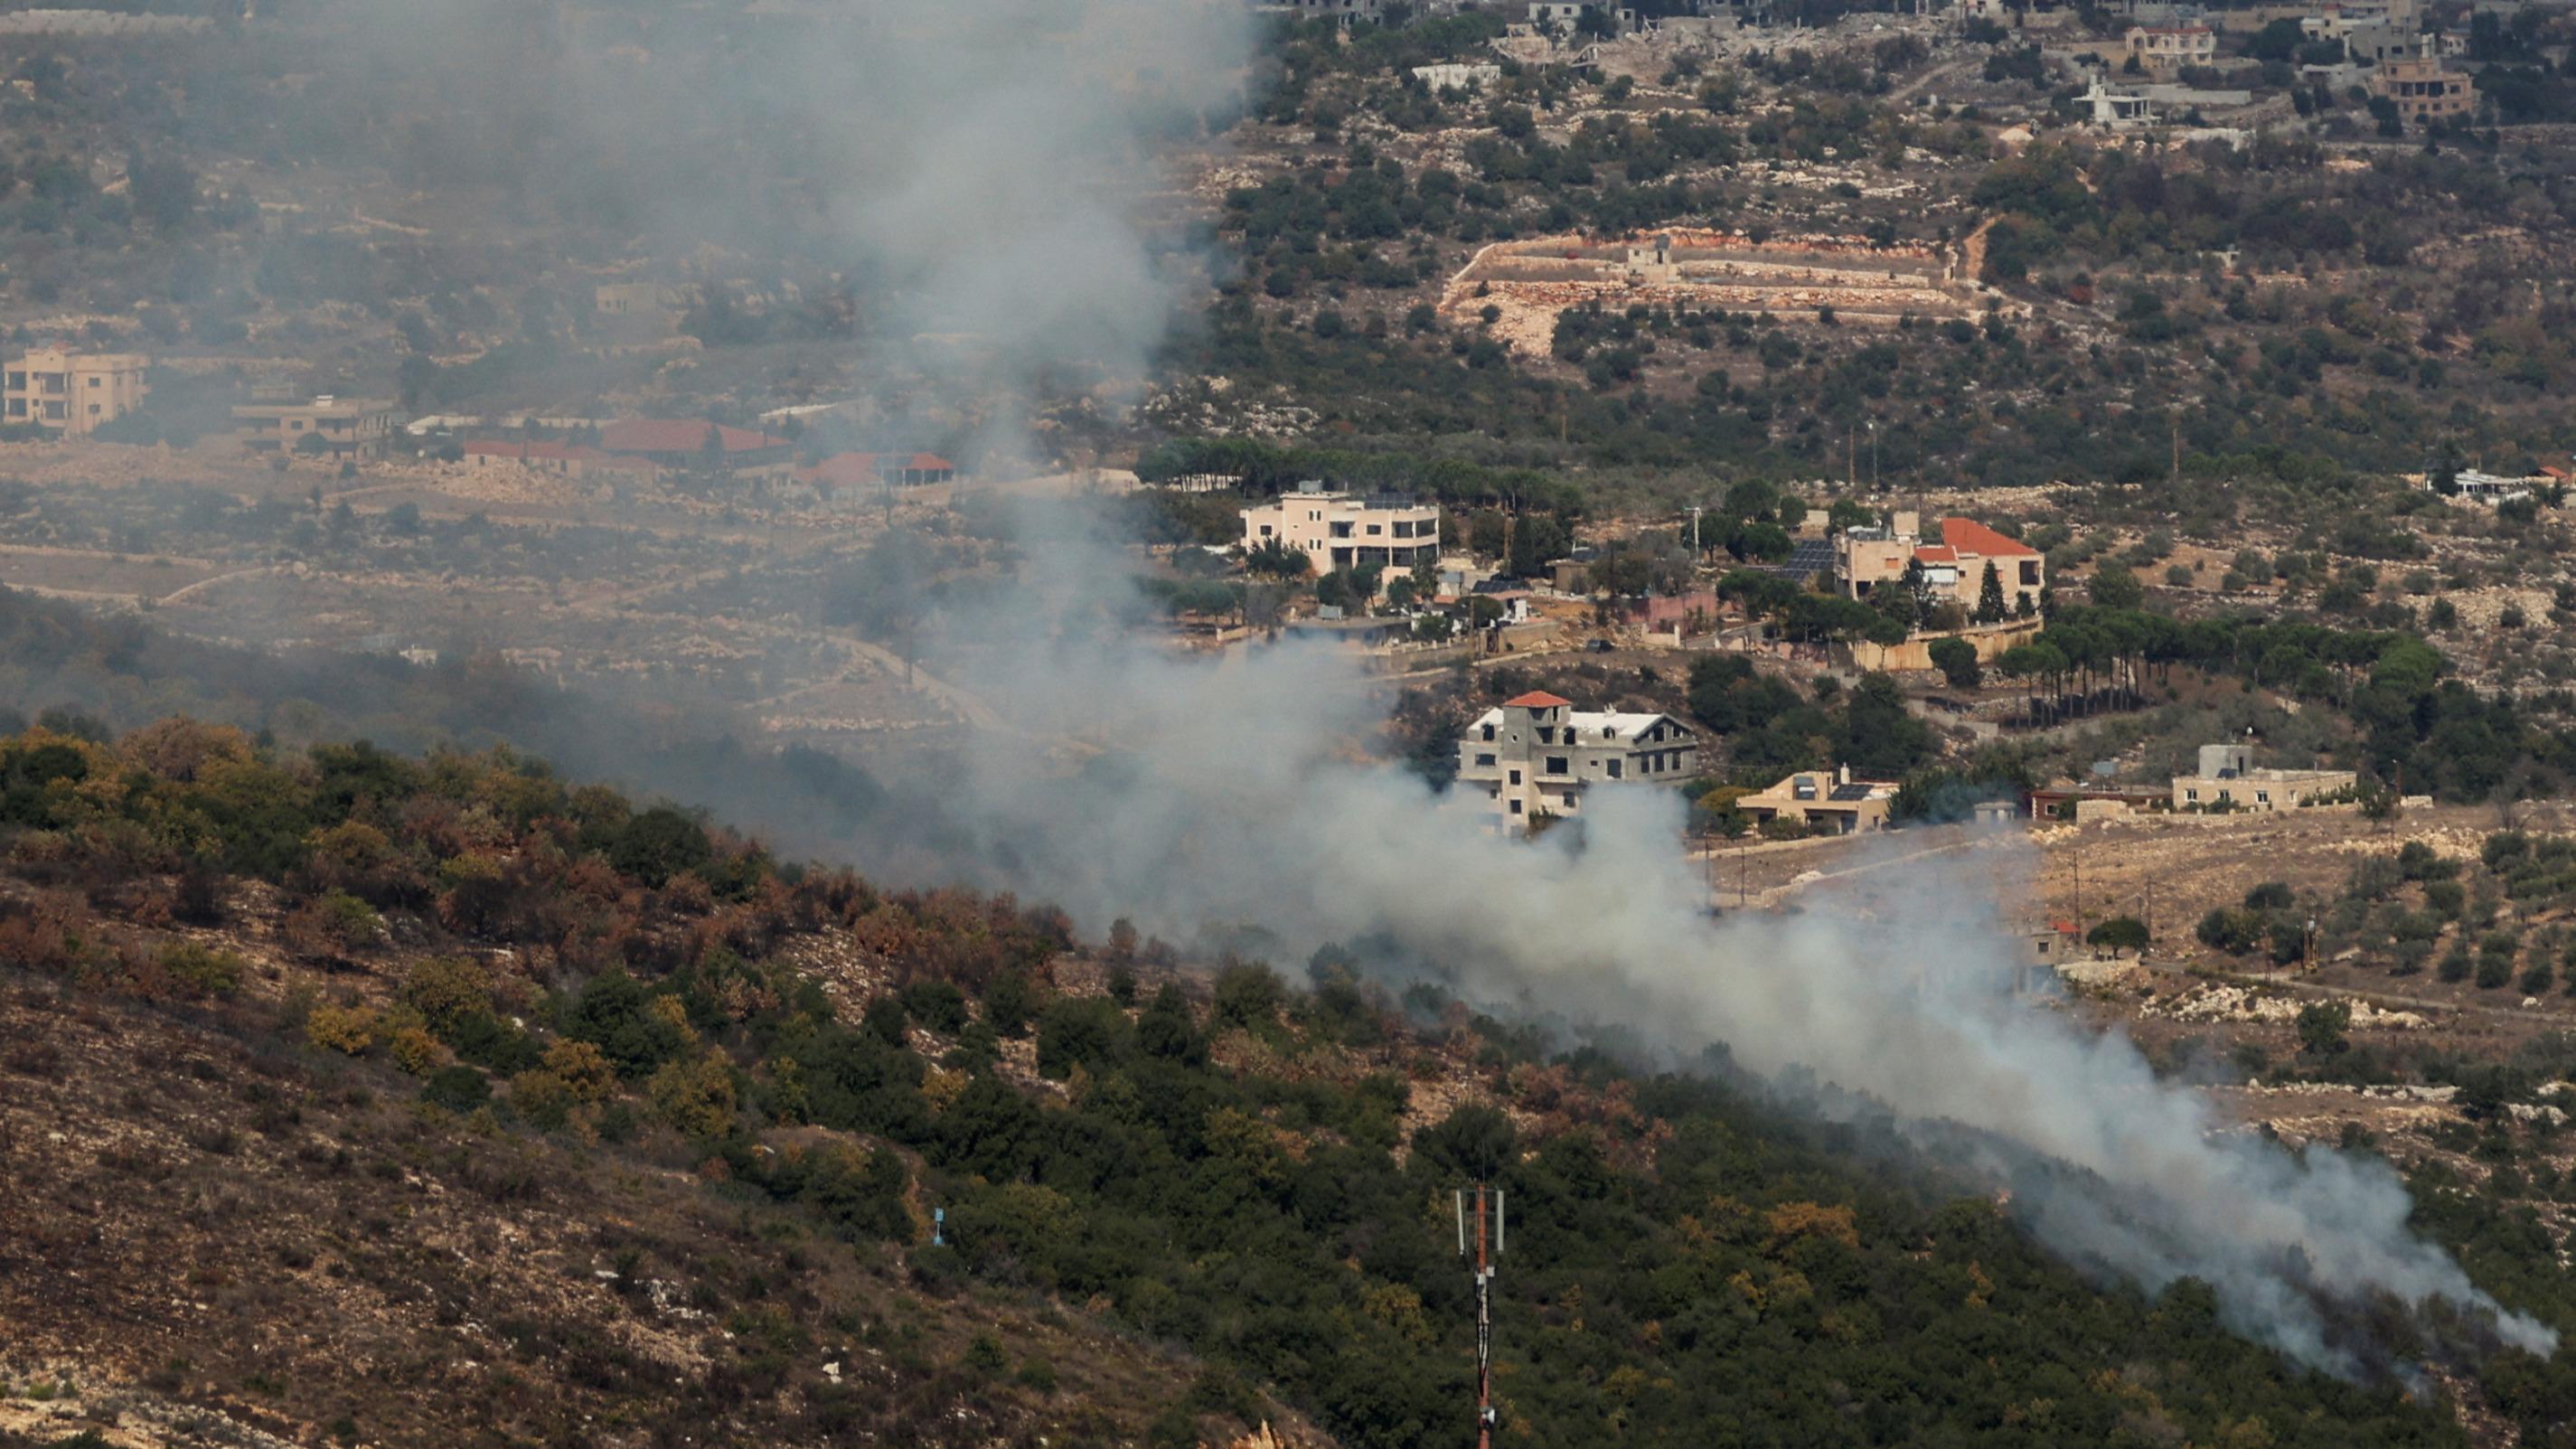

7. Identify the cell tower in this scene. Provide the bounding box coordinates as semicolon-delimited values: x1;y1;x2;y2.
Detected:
1454;1183;1504;1449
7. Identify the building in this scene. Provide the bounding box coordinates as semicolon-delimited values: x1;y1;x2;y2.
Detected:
1240;481;1441;577
1833;514;2045;614
1736;765;1896;834
795;450;960;497
461;438;659;482
1286;0;1383;26
4;349;148;436
593;282;692;339
1455;691;1698;831
2085;77;2160;130
2371;34;2472;122
597;419;794;470
2170;743;2357;812
2125;24;2216;71
233;396;400;457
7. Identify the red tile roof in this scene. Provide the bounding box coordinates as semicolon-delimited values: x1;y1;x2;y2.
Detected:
599;419;789;455
1503;691;1572;709
1912;545;1958;564
1941;517;2039;559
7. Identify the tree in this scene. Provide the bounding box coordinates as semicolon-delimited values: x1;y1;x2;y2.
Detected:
1974;561;2007;625
2295;1000;2351;1058
2087;561;2143;610
1928;636;1982;691
2087;916;2150;956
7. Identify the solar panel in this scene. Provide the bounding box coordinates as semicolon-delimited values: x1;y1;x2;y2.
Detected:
1829;783;1875;802
1760;541;1835;579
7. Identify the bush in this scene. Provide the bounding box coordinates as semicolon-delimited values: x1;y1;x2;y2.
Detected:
306;1003;379;1054
2243;881;2295;911
646;1050;738;1138
422;1065;492;1114
157;941;245;997
900;978;970;1034
2477;953;2514;989
508;1069;575;1131
2196;908;2264;955
1213;961;1285;1031
2297;1000;2351;1057
2439;946;2473;983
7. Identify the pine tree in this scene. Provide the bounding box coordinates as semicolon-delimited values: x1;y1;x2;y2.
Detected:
1976;561;2007;624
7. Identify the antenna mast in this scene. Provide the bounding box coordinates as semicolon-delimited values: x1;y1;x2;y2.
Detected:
1456;1184;1504;1449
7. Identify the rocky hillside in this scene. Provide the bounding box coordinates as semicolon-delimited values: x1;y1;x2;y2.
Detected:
0;717;2562;1449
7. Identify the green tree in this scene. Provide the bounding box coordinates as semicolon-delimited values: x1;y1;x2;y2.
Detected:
1974;561;2007;625
2295;999;2351;1057
1928;636;1982;691
2087;916;2149;956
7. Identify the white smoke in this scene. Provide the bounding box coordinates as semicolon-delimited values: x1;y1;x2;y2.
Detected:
876;509;2558;1382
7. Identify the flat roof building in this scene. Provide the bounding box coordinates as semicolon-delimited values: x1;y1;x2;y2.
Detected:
1456;691;1698;832
5;349;148;436
1242;482;1441;578
1737;764;1897;834
233;395;400;457
2171;743;2357;812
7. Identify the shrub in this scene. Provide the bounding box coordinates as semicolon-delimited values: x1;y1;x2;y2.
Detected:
982;971;1036;1039
422;1065;492;1114
388;1023;448;1075
2196;908;2264;955
305;1003;379;1054
1212;961;1285;1031
158;941;245;997
2296;1000;2351;1057
2243;881;2295;911
900;979;969;1034
2477;953;2514;989
2439;946;2473;983
646;1050;738;1138
400;956;494;1035
508;1069;575;1131
543;1039;617;1102
2520;960;2556;996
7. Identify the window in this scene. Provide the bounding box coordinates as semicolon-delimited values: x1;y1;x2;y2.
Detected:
1606;759;1622;779
2256;791;2270;804
87;404;98;416
1561;792;1577;807
1330;522;1352;539
1365;524;1381;536
1481;724;1495;741
2186;788;2199;802
2020;560;2040;587
5;372;21;390
1258;524;1274;538
1509;799;1523;814
1474;753;1496;767
86;377;98;388
1546;757;1568;775
1537;727;1555;745
1509;769;1521;786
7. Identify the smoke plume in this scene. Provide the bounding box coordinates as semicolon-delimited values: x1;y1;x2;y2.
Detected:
855;506;2558;1383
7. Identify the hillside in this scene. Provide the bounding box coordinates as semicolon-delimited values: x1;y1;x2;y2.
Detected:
0;716;2563;1449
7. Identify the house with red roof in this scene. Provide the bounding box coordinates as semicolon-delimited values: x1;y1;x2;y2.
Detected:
597;419;794;470
1832;511;2045;616
1454;691;1698;831
794;450;959;498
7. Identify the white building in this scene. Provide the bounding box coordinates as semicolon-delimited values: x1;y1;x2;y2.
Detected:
1241;482;1441;577
1456;691;1699;831
2170;743;2356;812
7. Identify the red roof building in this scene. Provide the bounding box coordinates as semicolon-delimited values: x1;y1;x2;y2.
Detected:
794;450;959;494
1502;690;1573;710
597;419;793;467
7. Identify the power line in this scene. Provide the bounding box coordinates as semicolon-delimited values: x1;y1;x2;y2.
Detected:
1455;1182;1504;1449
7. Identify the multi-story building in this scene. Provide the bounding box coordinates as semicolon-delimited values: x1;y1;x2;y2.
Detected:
4;349;148;436
2125;23;2216;71
1834;515;2045;615
2371;34;2472;122
233;396;402;458
1240;481;1441;577
1455;691;1699;831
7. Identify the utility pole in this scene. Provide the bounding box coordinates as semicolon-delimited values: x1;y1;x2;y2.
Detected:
1868;419;1879;494
1456;1184;1503;1449
1688;504;1704;555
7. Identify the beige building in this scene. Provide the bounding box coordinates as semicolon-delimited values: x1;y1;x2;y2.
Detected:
234;396;401;458
1242;482;1441;577
2371;35;2472;122
1456;691;1698;831
1834;514;2045;615
1737;764;1896;835
2125;24;2216;71
2170;743;2357;812
4;349;148;435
